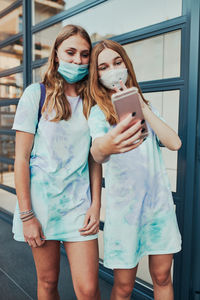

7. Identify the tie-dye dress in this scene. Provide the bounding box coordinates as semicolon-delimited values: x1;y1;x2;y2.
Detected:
88;104;181;269
12;83;97;242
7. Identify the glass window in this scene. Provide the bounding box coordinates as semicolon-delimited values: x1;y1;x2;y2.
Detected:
0;73;23;98
33;22;62;60
124;30;181;82
63;0;182;42
0;38;23;71
0;188;17;213
0;6;22;41
32;65;48;83
98;230;104;262
33;0;85;25
0;105;16;130
143;90;180;192
33;3;182;61
0;1;16;13
0;164;14;186
0;134;15;159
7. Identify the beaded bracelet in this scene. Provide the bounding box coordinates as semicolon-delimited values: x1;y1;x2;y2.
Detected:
20;211;34;219
21;214;35;223
19;209;33;216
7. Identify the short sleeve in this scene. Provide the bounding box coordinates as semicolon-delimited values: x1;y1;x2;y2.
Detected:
88;105;110;141
12;83;41;134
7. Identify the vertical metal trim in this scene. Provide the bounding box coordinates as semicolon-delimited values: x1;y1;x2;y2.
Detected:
190;0;200;297
178;0;200;299
22;0;32;88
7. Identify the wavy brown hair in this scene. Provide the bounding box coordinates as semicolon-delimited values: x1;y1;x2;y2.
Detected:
85;39;148;125
42;24;91;122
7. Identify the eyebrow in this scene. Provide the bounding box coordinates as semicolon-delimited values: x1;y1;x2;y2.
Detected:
98;55;122;66
65;47;89;52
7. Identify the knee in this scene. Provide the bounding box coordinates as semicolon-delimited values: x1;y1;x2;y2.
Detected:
38;274;58;293
115;282;133;298
78;282;99;298
152;271;171;287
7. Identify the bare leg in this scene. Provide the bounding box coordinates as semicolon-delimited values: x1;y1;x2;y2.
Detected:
110;266;138;300
32;240;60;300
149;254;174;300
64;239;100;300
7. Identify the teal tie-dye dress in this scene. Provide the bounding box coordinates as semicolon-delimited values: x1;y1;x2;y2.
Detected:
88;105;181;269
12;83;97;242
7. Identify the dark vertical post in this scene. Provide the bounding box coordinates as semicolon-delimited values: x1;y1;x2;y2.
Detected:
179;0;200;299
22;0;32;88
190;0;200;296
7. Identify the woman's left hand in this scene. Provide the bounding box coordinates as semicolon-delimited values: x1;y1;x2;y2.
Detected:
79;205;100;236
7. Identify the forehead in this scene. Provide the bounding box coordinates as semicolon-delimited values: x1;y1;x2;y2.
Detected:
98;48;121;64
59;34;90;51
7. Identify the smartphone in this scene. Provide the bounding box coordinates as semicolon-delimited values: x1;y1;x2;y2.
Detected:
111;87;148;138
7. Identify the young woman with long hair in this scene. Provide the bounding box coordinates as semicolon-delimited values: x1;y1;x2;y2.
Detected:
86;39;182;300
12;24;102;300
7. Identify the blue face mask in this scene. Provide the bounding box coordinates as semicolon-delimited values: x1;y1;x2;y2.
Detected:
57;60;89;83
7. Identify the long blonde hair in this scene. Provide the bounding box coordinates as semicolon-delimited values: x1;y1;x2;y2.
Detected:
85;39;148;125
42;24;92;122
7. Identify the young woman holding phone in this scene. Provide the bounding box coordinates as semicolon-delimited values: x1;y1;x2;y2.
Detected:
86;39;182;300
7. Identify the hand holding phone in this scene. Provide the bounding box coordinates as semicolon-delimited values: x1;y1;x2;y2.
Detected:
111;87;148;138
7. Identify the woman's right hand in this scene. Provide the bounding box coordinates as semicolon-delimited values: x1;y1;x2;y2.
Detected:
23;217;46;248
91;113;144;163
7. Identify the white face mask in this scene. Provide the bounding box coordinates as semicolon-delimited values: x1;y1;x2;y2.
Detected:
99;68;128;90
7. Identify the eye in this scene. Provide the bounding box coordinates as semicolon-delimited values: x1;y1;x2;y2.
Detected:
115;60;122;65
81;53;89;58
98;65;107;71
66;51;74;56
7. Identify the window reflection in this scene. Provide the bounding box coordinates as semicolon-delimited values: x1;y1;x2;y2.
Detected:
0;39;23;71
0;106;16;130
33;1;182;61
0;0;16;13
124;30;181;82
0;73;23;98
0;134;15;159
0;164;14;188
33;65;48;83
33;0;85;25
33;23;62;60
64;0;182;42
144;90;180;192
0;6;22;41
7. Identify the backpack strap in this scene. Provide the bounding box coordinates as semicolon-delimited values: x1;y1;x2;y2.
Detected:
38;83;46;122
36;83;46;132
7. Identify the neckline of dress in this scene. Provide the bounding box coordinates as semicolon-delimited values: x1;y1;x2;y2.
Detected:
67;95;80;100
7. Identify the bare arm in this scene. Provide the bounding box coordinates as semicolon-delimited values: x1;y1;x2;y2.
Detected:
14;131;45;247
14;131;34;211
113;81;182;151
141;101;182;151
91;114;144;164
88;153;102;210
79;153;102;235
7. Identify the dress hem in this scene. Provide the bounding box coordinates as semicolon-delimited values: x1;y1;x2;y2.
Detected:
13;234;98;243
103;247;182;270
